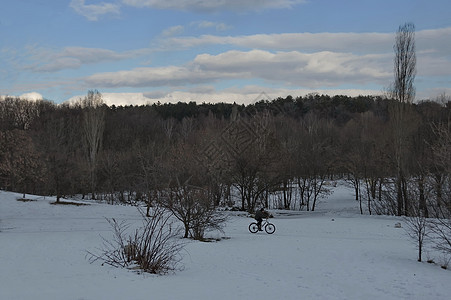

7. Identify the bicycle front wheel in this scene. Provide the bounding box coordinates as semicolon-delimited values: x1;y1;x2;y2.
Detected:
249;222;259;233
265;223;276;234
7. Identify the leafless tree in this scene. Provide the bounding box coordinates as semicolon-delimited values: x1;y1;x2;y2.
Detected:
294;113;335;211
428;119;451;258
404;213;429;262
340;117;367;214
0;97;40;130
162;117;176;142
163;182;227;240
228;113;281;212
80;90;105;199
393;23;416;105
403;188;431;262
158;140;228;240
37;104;80;202
429;216;451;259
98;150;127;204
273;115;298;210
135;142;166;216
390;22;417;216
431;118;451;212
0;129;44;196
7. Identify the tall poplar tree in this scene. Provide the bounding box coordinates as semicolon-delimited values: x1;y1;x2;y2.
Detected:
391;22;416;216
81;90;105;199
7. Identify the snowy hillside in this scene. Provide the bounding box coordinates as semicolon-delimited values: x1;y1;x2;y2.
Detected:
0;186;449;300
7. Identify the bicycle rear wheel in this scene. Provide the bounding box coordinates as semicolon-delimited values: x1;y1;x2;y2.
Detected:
265;223;275;234
249;222;259;233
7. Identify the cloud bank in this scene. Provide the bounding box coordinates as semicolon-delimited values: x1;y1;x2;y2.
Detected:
122;0;305;12
70;0;306;20
25;46;145;73
85;49;391;88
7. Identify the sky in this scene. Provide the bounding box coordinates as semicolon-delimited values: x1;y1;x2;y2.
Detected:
1;0;451;106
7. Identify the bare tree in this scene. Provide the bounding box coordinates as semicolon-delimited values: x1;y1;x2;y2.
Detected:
136;142;166;216
404;212;429;262
340;117;367;214
80;90;105;199
158;140;227;240
390;22;417;216
403;189;431;262
162;117;176;142
225;111;282;212
429;120;451;258
37;104;80;202
294;113;335;211
429;214;451;259
98;150;127;204
230;151;266;212
0;129;44;196
393;23;416;105
431;113;451;213
163;182;227;240
0;97;40;130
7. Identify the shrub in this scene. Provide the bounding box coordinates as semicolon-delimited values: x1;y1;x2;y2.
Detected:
87;207;185;274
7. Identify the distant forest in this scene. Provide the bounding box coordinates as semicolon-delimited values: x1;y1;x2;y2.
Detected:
1;91;450;218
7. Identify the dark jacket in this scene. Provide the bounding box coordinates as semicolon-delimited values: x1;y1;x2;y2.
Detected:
255;210;268;221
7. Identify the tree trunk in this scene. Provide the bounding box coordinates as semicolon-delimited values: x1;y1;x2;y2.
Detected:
418;176;428;218
397;176;404;216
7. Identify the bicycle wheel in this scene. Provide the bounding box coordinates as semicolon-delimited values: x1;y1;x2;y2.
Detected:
265;223;276;234
249;222;259;233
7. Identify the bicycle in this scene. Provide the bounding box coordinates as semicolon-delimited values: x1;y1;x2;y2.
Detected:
249;218;276;234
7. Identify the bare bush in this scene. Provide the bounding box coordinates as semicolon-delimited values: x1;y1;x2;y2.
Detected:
428;121;451;259
429;181;451;257
429;216;451;257
373;180;399;216
87;207;185;274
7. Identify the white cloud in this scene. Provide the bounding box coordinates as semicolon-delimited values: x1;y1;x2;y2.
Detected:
417;54;451;77
416;27;451;55
122;0;305;12
193;21;232;31
25;46;144;72
163;27;451;55
163;32;394;53
70;0;120;21
85;49;391;89
161;25;184;37
86;65;228;87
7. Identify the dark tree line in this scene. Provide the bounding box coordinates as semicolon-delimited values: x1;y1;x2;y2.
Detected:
1;91;450;219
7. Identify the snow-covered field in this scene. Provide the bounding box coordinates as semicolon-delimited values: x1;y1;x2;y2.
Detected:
1;186;449;300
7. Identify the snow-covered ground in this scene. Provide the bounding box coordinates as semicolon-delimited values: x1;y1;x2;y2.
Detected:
1;186;449;300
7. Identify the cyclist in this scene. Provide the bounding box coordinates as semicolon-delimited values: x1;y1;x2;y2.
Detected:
255;207;269;231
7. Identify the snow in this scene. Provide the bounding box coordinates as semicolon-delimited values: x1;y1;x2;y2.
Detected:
1;186;449;300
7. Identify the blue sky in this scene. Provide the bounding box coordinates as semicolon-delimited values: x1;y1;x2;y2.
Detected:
1;0;450;105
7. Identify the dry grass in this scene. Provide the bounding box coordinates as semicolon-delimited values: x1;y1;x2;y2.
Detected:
16;198;36;202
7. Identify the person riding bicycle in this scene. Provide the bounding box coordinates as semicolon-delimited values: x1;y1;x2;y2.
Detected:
255;207;269;231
